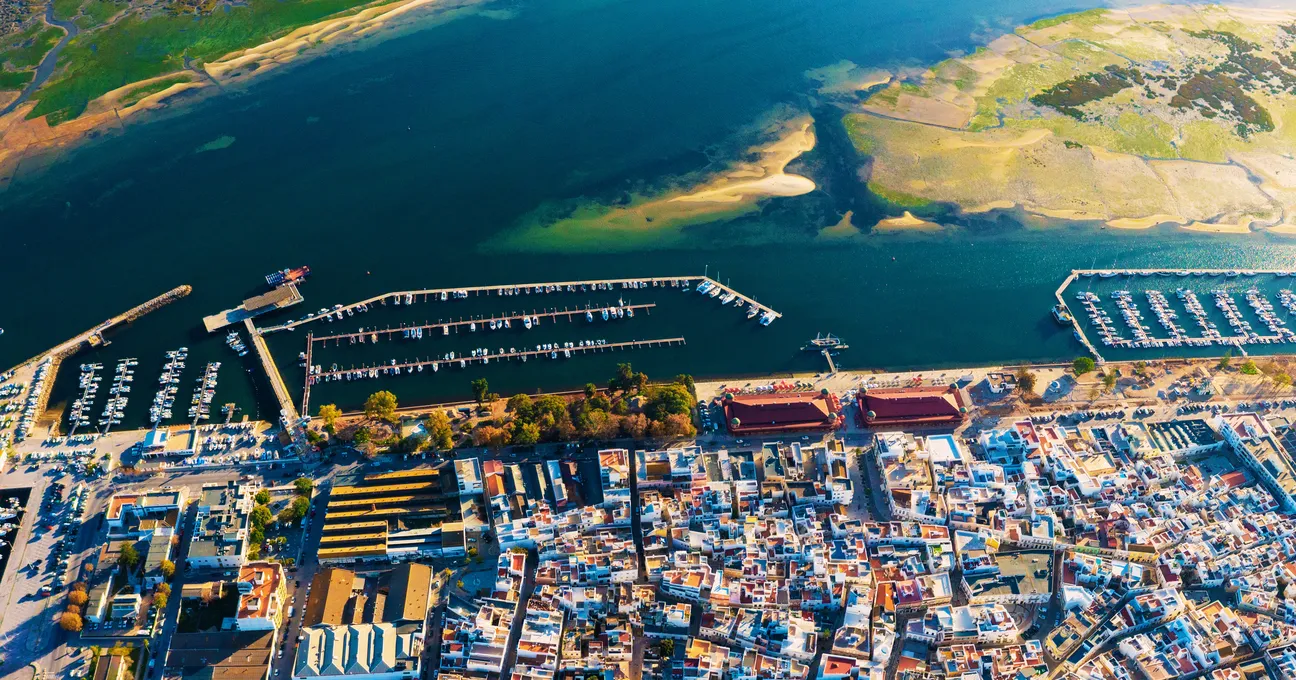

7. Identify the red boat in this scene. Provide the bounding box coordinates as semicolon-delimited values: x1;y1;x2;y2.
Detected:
266;266;311;287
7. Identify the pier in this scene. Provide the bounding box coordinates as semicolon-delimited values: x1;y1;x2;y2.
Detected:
204;284;304;333
245;318;299;425
1055;273;1105;363
8;285;190;434
307;303;658;345
306;337;686;383
301;332;315;420
256;276;779;334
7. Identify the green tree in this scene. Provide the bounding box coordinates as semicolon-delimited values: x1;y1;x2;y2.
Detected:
1103;370;1118;391
250;528;265;548
68;590;88;607
254;490;271;505
425;411;454;451
1276;372;1293;394
1241;359;1260;375
250;505;272;530
584;383;598;399
535;395;568;420
507;394;535;421
160;560;175;580
353;426;372;445
118;543;139;571
1218;350;1233;370
153;592;168;611
1072;357;1096;375
364;391;399;422
512;421;540;446
471;378;490;405
279;496;311;525
645;384;693;421
673;374;696;396
318;404;342;429
660;639;675;657
293;477;314;496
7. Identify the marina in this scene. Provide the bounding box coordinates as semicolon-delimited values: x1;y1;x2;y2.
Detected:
187;362;221;422
302;337;686;390
98;357;137;433
1057;269;1296;361
256;276;779;334
149;348;187;425
305;302;658;346
66;363;101;435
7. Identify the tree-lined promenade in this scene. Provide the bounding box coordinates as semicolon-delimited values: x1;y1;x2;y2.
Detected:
307;363;697;456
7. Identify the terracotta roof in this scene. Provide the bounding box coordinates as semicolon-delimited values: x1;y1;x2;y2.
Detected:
724;392;835;433
860;385;966;425
237;562;284;622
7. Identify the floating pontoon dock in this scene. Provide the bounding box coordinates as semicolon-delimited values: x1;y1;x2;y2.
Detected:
257;276;778;334
307;303;658;345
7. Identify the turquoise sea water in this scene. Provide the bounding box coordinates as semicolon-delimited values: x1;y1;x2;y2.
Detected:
2;0;1295;423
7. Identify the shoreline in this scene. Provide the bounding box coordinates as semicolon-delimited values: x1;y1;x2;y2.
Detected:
0;0;487;191
843;4;1296;237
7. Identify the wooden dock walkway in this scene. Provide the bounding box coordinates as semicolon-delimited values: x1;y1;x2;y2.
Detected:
301;331;315;419
245;318;299;425
256;276;779;335
1055;271;1105;363
308;304;657;345
307;337;686;383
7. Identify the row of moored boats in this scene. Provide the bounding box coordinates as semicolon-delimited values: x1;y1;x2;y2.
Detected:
1074;287;1296;349
307;339;614;383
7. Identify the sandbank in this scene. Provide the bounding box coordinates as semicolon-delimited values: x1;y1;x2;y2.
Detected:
873;211;942;231
816;211;861;240
491;116;820;252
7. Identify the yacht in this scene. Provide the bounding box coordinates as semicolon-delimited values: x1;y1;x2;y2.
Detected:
524;317;533;330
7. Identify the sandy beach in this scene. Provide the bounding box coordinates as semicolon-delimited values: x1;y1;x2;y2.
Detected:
1106;214;1188;230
